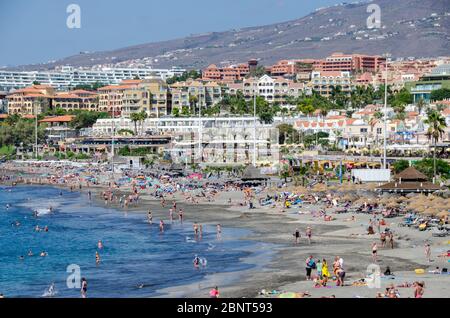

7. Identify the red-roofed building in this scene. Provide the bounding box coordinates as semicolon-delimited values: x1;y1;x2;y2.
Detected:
7;85;55;115
202;61;252;83
53;90;98;112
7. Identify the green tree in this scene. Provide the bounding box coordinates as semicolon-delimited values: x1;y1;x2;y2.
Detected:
424;109;447;181
70;111;109;129
392;160;410;174
130;112;140;135
413;159;450;180
430;88;450;101
172;108;180;117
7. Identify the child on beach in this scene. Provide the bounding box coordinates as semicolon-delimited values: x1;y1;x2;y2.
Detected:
316;259;323;279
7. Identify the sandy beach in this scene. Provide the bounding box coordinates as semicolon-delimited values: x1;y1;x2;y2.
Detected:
1;162;449;298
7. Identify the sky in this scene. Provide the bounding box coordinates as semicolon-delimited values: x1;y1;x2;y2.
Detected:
0;0;343;67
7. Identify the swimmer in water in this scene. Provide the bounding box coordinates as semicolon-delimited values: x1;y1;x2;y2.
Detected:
193;222;199;236
193;255;200;268
178;209;184;224
95;251;101;265
147;210;153;224
28;250;33;257
169;208;174;223
80;278;87;298
97;240;103;249
19;255;25;261
35;225;41;232
216;224;222;239
159;220;165;232
6;204;10;209
44;226;49;232
40;251;47;257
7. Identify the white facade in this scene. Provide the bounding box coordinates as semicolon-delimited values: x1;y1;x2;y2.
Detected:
0;66;185;91
91;116;280;165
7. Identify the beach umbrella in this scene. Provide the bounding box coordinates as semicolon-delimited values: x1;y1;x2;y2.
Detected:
278;292;300;298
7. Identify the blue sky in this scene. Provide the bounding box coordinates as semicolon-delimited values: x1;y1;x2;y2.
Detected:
0;0;342;66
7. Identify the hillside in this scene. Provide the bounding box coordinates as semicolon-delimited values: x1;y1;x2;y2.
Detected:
10;0;450;70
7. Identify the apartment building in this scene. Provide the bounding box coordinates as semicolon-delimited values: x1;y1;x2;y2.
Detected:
98;80;141;115
406;64;450;103
0;66;185;91
315;53;386;73
268;59;317;79
52;90;99;112
7;85;55;115
170;80;222;113
122;79;170;118
309;71;354;97
230;75;304;105
202;61;254;82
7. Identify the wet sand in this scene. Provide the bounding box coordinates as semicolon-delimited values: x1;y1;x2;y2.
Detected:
1;167;449;298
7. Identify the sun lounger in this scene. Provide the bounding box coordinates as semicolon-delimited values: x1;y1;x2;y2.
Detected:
432;227;449;237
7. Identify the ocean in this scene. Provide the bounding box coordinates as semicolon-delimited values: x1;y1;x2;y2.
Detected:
0;185;259;298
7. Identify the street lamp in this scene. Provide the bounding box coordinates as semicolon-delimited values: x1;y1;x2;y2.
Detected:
382;53;391;170
253;83;257;167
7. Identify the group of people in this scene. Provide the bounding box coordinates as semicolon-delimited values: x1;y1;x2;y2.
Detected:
305;255;345;287
293;226;312;244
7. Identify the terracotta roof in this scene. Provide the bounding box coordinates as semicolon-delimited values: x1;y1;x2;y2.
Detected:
38;115;76;123
54;93;80;99
0;114;8;119
98;84;135;91
70;89;97;95
22;114;35;119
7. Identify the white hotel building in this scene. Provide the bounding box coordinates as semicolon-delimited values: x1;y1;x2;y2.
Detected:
91;116;280;165
0;66;186;91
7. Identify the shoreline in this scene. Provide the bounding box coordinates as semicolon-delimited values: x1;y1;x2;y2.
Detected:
1;166;449;298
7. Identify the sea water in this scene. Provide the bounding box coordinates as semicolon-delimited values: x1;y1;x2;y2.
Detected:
0;186;257;298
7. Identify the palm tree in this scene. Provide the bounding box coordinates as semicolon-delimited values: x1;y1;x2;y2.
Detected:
416;97;426;115
138;111;148;135
424;110;447;181
189;95;198;114
130;112;140;135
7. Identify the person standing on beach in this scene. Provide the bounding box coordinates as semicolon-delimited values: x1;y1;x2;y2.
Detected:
425;244;431;262
380;232;386;248
316;259;323;279
293;228;300;244
80;278;87;298
209;286;219;298
372;243;378;263
306;226;312;244
305;255;315;280
388;232;394;249
322;259;329;286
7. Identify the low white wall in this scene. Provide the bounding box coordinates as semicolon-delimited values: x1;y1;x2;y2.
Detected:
351;169;391;182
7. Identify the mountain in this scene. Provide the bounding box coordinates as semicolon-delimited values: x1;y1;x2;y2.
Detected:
10;0;450;71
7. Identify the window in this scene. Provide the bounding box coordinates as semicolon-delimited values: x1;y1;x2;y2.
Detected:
377;128;382;134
